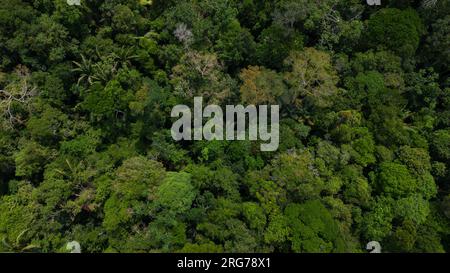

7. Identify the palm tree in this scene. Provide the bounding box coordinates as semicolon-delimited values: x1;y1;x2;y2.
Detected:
113;46;138;67
92;55;119;84
1;229;40;253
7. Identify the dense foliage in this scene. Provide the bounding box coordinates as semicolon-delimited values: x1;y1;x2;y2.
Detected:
0;0;449;253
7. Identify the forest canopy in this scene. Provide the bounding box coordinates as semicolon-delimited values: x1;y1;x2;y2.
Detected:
0;0;449;253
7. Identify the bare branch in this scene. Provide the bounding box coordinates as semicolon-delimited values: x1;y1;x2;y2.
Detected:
0;75;37;129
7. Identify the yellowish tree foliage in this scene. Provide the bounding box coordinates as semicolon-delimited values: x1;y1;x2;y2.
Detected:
283;48;339;108
239;65;285;105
